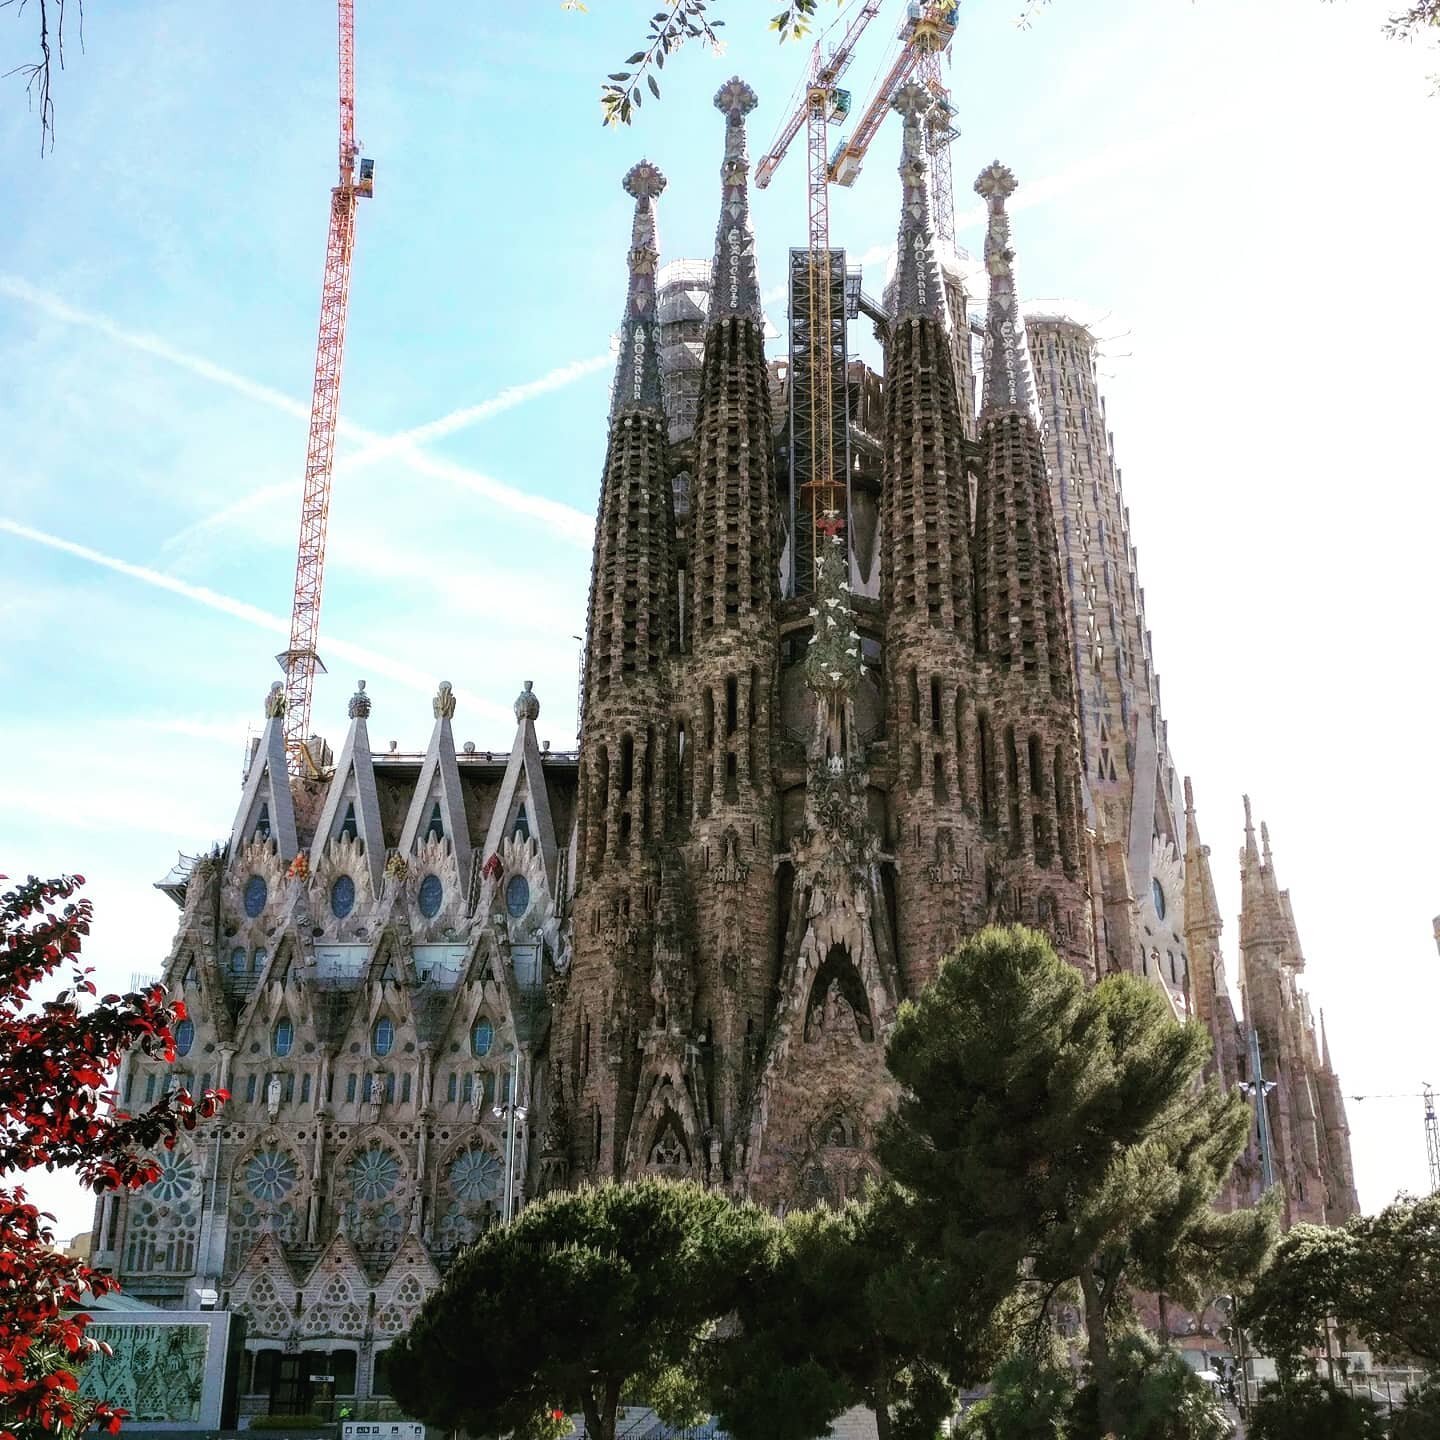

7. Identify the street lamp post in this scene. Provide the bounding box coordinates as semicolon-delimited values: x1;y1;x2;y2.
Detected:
1239;1026;1279;1191
493;1047;527;1223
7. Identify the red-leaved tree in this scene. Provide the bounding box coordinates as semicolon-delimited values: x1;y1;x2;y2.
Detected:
0;873;227;1440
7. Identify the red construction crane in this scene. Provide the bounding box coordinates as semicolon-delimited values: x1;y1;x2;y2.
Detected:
828;2;960;241
279;0;374;777
756;0;883;574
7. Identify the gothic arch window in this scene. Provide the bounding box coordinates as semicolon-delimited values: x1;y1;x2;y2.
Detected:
339;802;358;842
254;803;272;842
331;875;356;919
238;1272;290;1339
273;1018;294;1057
340;1142;406;1253
372;1017;395;1057
513;804;530;842
804;944;874;1043
436;1144;503;1252
124;1147;200;1275
425;802;444;842
228;1145;303;1268
174;1019;195;1056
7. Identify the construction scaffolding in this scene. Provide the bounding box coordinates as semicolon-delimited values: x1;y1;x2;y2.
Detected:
787;246;851;597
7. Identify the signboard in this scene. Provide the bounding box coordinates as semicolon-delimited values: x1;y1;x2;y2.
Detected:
342;1424;425;1440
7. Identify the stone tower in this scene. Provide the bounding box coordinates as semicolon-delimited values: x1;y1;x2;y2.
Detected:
970;162;1092;976
1026;315;1187;993
1237;798;1359;1224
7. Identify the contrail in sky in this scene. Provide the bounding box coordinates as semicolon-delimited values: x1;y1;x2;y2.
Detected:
0;518;513;725
337;354;611;473
0;276;596;548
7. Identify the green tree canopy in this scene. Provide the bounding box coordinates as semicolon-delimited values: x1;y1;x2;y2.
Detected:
715;1186;1002;1440
1247;1376;1386;1440
385;1178;772;1440
1242;1192;1440;1377
881;926;1274;1435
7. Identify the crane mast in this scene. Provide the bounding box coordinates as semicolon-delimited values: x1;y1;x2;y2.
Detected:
280;0;374;777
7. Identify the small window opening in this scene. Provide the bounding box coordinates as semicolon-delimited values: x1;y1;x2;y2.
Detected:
339;802;358;841
725;676;738;736
930;676;942;734
513;804;530;841
255;803;271;842
425;802;444;842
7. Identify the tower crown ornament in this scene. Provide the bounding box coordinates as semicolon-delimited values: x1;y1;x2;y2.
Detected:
622;159;666;201
348;679;371;720
514;680;541;723
714;76;758;118
974;160;1018;201
433;680;456;720
264;681;286;719
892;80;933;124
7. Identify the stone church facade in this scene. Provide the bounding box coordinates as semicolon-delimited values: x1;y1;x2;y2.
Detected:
92;77;1355;1413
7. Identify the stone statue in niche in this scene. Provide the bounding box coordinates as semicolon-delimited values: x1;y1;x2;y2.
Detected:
650;957;669;1032
266;1074;282;1121
650;1125;686;1170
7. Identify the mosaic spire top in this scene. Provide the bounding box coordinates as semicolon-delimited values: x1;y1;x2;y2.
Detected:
710;77;763;325
891;82;945;324
976;161;1036;417
611;160;666;418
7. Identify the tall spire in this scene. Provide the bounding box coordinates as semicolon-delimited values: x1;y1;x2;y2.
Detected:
689;77;778;636
710;78;762;325
891;82;944;324
975;161;1035;417
611;160;666;419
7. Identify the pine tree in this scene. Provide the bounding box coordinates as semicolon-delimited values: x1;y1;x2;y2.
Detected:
881;925;1275;1435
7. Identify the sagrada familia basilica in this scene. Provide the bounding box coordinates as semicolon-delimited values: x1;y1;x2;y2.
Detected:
92;76;1357;1414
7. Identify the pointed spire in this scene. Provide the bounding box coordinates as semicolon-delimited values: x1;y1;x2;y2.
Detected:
1261;819;1274;868
1320;1008;1333;1071
710;77;762;325
1182;775;1222;936
611;160;666;419
1242;793;1259;863
975;161;1035;417
312;678;386;888
891;82;944;324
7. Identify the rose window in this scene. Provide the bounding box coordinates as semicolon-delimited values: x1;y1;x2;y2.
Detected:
151;1151;198;1203
347;1145;401;1202
449;1147;503;1204
246;1148;299;1203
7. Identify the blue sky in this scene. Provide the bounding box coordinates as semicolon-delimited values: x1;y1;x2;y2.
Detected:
2;0;1437;1237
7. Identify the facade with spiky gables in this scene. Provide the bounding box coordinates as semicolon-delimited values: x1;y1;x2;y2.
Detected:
94;75;1354;1415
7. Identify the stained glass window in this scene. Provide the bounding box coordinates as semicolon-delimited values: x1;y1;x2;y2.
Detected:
331;875;356;919
151;1151;197;1202
273;1018;294;1057
230;947;247;974
243;875;268;918
513;805;530;842
1152;878;1167;921
418;874;443;918
373;1017;395;1057
255;803;271;841
471;1018;494;1057
505;875;530;918
174;1019;195;1056
340;801;358;841
449;1147;503;1203
245;1148;298;1203
426;802;444;842
347;1145;401;1202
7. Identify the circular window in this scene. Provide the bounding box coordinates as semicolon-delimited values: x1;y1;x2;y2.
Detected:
273;1018;294;1057
1151;878;1167;921
243;875;268;918
174;1019;195;1057
505;874;531;918
373;1017;395;1057
471;1019;494;1058
348;1145;401;1202
449;1147;503;1203
331;875;356;919
245;1148;298;1203
230;947;247;974
418;874;443;918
